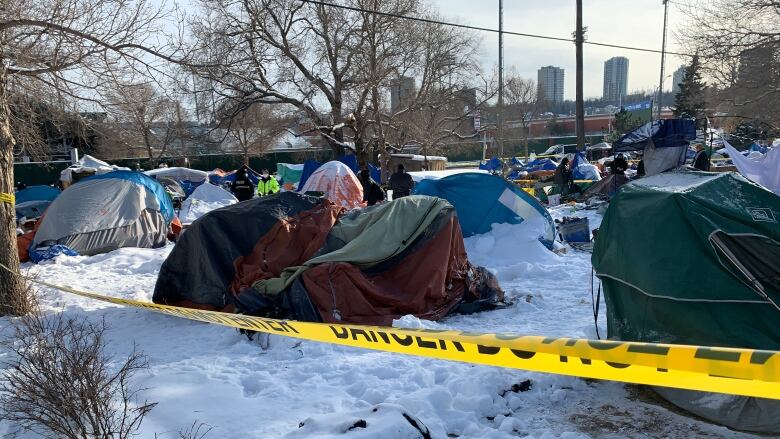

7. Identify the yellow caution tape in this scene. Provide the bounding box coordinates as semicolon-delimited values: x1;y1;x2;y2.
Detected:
0;192;15;205
7;266;780;400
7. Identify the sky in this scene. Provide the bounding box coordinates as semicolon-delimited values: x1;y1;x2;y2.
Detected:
429;0;688;100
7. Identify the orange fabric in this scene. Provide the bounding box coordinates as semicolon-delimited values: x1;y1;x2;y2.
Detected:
17;231;35;263
301;217;471;326
300;161;364;209
230;202;345;294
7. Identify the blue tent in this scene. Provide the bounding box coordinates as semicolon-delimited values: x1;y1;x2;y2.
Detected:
413;173;556;248
297;160;322;192
87;171;175;223
571;151;601;181
479;157;503;172
15;185;60;204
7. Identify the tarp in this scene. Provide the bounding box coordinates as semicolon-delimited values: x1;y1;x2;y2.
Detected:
179;183;238;225
209;167;261;188
60;154;130;183
154;193;503;326
276;163;304;184
413;172;556;248
32;171;172;256
300;161;364;209
614;119;697;177
724;140;780;196
524;158;558;173
571;152;601;181
16;200;52;223
296;160;322;192
145;167;209;183
479;157;503;172
15;185;60;204
408;169;489;183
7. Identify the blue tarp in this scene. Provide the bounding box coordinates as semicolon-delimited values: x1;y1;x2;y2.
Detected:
15;185;60;204
412;173;556;249
571;152;601;181
479;157;503;172
368;163;381;183
208;168;260;189
337;154;359;172
29;245;79;263
16;200;52;222
614;118;697;151
85;171;175;223
524;158;558;173
297;160;322;192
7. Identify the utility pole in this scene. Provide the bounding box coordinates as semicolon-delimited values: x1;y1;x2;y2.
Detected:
575;0;586;151
657;0;669;120
497;0;504;160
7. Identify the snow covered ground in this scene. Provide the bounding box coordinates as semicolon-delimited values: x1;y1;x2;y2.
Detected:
0;204;760;438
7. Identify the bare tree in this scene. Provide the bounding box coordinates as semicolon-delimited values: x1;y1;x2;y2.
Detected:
104;81;186;166
0;0;186;315
0;313;156;438
223;103;288;164
676;0;780;127
504;69;538;158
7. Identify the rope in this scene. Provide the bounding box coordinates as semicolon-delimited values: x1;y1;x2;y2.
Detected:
590;267;602;340
0;192;15;206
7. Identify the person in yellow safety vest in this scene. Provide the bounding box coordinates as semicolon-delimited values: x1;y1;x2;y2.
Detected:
257;168;280;196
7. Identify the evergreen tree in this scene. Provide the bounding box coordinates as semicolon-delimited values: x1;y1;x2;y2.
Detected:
608;108;642;142
674;56;707;120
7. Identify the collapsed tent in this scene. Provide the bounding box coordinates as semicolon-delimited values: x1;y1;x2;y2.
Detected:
614;119;696;177
413;172;555;248
154;193;503;325
146;167;209;197
579;174;629;200
592;171;780;433
178;183;238;225
723;140;780;196
300;161;364;209
15;185;60;204
32;171;174;256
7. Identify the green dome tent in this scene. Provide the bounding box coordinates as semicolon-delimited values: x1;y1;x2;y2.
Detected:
592;171;780;433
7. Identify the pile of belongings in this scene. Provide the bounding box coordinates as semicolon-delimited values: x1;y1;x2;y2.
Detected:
60;155;130;185
154;192;505;325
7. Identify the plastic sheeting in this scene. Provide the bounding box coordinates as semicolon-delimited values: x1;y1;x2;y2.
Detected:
179;183;238;225
571;152;601;181
724;140;780;196
145;167;209;183
60;155;130;183
300;161;364;209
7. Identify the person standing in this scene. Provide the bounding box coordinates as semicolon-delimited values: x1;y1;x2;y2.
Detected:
388;164;414;199
230;165;255;202
358;169;385;206
610;153;628;175
692;144;710;171
553;157;573;196
257;168;280;196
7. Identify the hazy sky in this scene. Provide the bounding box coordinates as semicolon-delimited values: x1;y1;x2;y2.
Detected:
429;0;688;100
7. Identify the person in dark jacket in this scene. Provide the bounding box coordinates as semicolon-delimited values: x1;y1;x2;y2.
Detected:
230;165;255;202
692;144;710;171
610;153;628;175
553;157;573;196
388;164;414;199
358;169;385;206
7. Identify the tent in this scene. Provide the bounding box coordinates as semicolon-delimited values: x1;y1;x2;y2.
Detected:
153;193;503;325
60;155;130;184
412;172;555;248
300;161;364;209
31;171;174;256
179;183;238;225
146;167;209;197
276;163;304;187
209;167;261;190
592;171;780;433
15;185;60;204
723;140;780;196
156;177;186;200
16;200;51;224
613;118;696;177
579;174;629;200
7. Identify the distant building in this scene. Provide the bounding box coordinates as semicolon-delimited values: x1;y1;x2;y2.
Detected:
537;66;564;105
672;65;686;94
602;57;629;103
390;77;415;112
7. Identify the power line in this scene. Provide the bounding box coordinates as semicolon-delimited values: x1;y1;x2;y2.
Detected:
299;0;691;57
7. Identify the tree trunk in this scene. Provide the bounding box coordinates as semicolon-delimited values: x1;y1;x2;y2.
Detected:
0;67;27;316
